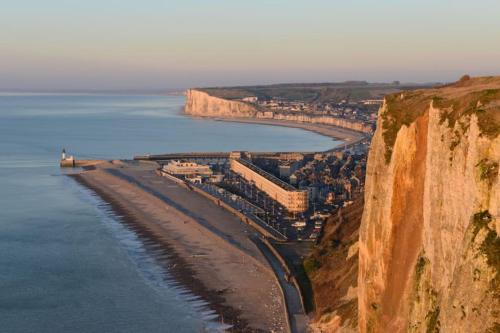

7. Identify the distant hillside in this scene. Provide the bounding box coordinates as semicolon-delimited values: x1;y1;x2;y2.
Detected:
198;81;438;103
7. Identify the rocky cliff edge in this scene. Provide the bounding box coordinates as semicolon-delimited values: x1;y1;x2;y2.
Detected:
359;76;500;332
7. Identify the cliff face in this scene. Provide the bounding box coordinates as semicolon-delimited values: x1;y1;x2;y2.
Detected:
184;89;258;117
184;89;373;133
359;77;500;332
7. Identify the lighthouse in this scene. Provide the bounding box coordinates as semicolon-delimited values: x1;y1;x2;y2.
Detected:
60;149;98;168
60;148;75;167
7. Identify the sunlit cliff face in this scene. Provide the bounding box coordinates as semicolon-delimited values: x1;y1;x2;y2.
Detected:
358;77;500;333
184;89;258;117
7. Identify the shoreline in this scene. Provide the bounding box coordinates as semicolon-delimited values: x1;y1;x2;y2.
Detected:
66;115;367;332
70;163;288;332
193;115;368;150
70;173;250;331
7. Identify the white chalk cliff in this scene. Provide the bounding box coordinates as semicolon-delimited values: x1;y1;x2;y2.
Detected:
184;89;373;133
184;89;258;117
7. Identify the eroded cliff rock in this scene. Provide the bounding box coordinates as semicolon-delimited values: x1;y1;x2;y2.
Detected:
359;76;500;332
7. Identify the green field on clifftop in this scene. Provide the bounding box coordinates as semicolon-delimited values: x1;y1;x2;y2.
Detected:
199;81;435;103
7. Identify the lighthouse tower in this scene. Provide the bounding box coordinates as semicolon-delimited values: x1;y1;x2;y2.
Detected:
60;148;78;167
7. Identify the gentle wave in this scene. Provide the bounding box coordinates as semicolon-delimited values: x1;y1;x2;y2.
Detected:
71;178;232;333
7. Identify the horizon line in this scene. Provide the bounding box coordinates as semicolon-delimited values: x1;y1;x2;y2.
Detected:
0;79;449;95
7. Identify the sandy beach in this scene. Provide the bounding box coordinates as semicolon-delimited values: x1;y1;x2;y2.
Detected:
205;117;367;150
72;161;287;332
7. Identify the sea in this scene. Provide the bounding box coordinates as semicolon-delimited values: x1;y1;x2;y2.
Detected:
0;93;338;333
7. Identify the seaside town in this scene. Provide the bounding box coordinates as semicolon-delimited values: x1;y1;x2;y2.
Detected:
60;87;376;332
6;1;498;332
155;146;368;242
251;96;381;128
157;94;375;242
58;76;500;333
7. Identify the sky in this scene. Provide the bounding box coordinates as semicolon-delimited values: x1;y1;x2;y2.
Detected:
1;0;499;90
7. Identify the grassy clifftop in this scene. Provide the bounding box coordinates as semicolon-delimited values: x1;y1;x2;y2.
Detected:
382;76;500;163
198;81;433;103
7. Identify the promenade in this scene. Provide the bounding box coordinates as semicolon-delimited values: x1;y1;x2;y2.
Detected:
74;161;296;332
108;162;309;332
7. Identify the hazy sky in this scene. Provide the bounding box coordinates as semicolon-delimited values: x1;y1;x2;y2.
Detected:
1;0;499;90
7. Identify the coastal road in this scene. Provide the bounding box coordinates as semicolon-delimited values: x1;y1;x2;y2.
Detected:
253;238;309;333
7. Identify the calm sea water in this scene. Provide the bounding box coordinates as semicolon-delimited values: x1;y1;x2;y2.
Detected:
0;94;338;333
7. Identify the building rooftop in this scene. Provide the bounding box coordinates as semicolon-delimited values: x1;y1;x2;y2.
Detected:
235;158;301;192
